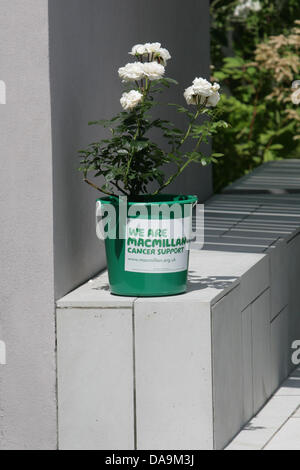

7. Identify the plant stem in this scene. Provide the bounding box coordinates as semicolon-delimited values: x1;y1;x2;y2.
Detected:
156;135;204;196
153;104;206;195
152;155;197;195
180;109;200;146
193;134;204;153
124;82;151;192
113;181;129;196
179;101;207;148
124;154;134;191
84;178;115;197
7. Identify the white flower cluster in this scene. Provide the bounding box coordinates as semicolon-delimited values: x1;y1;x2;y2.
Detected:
129;42;171;66
120;90;143;111
234;0;261;18
119;44;222;112
184;78;221;107
119;61;165;83
119;42;170;111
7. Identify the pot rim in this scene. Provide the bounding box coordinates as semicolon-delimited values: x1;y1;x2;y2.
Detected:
97;194;198;206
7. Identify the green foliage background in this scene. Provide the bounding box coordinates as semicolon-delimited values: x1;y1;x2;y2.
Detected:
211;0;300;192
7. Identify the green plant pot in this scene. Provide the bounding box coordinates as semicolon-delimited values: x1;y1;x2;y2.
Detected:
96;194;197;297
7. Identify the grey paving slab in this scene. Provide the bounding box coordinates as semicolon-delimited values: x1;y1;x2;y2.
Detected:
56;270;136;308
274;369;300;397
264;418;300;450
57;249;267;311
226;395;300;450
134;250;266;307
294;407;300;418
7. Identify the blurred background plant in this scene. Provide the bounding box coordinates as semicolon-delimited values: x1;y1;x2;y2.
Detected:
210;0;300;192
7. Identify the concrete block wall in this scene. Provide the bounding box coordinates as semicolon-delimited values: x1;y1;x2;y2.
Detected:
223;159;300;194
202;191;300;389
57;306;135;450
56;251;269;450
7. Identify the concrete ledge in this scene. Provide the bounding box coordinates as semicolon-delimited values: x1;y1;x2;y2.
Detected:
223;160;300;194
56;161;300;450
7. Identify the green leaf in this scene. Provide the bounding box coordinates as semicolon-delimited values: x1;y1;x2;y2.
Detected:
269;144;284;150
212;153;224;158
163;77;179;85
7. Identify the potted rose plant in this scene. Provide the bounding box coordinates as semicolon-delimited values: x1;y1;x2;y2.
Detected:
79;42;227;297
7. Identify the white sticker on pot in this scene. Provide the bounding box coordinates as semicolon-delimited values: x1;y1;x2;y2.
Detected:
125;217;190;273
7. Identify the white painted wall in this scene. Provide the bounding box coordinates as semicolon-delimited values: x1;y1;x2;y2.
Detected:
0;0;57;450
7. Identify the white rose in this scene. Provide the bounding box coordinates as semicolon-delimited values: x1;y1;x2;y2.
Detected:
128;43;171;66
291;90;300;105
118;62;145;82
234;0;261;17
129;44;148;56
156;47;171;65
184;86;208;105
192;77;215;97
251;1;262;12
184;86;198;105
234;5;243;17
120;90;143;111
145;42;161;54
207;92;221;107
142;62;165;81
212;83;220;93
184;77;221;107
292;81;300;104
